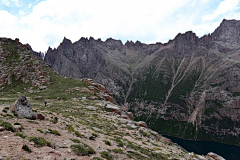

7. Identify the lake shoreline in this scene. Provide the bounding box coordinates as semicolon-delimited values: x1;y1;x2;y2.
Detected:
163;134;240;160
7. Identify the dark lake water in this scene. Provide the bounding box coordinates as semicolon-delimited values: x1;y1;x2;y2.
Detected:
164;135;240;160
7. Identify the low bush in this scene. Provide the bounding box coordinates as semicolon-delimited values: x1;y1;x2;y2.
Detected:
112;148;123;153
70;138;80;143
14;133;26;138
70;143;95;156
37;129;46;134
0;120;15;132
48;129;61;136
100;151;113;160
28;137;52;147
22;145;31;153
103;140;111;146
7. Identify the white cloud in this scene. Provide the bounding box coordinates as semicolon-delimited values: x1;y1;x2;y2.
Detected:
28;3;32;8
0;0;240;52
203;0;240;21
1;0;20;7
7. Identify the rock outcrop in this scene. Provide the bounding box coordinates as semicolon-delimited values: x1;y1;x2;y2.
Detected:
0;38;50;88
11;96;44;120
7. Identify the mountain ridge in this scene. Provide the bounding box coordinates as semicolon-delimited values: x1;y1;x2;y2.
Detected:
44;19;240;145
0;36;223;160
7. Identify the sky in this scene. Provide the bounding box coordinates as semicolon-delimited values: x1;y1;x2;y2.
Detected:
0;0;240;53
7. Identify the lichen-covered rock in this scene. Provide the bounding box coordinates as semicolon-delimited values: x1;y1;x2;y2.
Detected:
11;96;33;119
11;96;44;120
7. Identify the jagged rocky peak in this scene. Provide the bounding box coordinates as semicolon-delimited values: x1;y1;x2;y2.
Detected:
105;38;124;50
209;19;240;53
62;37;72;44
174;31;198;44
213;19;240;43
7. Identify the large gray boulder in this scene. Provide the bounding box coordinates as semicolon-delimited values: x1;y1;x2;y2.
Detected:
11;96;44;120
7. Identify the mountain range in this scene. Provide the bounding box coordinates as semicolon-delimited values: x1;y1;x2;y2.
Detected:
44;19;240;145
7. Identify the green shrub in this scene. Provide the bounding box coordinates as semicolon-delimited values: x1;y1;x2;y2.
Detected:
92;157;103;160
92;133;98;137
22;145;31;153
4;107;9;110
2;109;7;113
117;142;124;147
0;120;15;132
89;133;98;140
70;144;95;156
37;129;46;134
100;151;113;160
28;120;38;124
112;148;123;153
70;138;80;143
50;117;58;124
103;140;111;146
142;132;148;137
67;125;74;132
74;130;82;137
89;136;96;140
48;129;61;136
12;111;17;116
14;122;23;128
14;133;26;138
66;125;82;137
28;137;52;147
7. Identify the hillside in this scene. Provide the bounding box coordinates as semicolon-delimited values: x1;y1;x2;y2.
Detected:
44;19;240;145
0;38;223;159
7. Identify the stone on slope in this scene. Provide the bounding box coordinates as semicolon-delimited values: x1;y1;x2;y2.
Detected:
134;121;148;128
38;86;47;90
207;152;225;160
127;112;134;120
37;113;45;120
11;96;45;120
106;104;121;114
14;125;23;131
11;96;35;119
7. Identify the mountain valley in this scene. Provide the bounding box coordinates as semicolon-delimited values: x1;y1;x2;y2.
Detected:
44;19;240;146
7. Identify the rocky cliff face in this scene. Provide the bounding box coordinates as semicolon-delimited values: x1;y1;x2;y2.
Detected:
44;19;240;145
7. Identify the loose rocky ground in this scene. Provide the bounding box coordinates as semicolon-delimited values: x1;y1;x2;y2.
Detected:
0;95;217;160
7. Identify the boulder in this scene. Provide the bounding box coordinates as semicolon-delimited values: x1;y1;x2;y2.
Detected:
87;96;98;100
102;94;113;102
82;88;94;95
127;112;134;120
86;106;98;110
37;113;45;120
134;121;148;128
11;96;33;119
207;152;225;160
35;96;43;100
38;86;47;90
106;104;121;114
14;125;23;131
121;115;128;119
11;96;44;120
